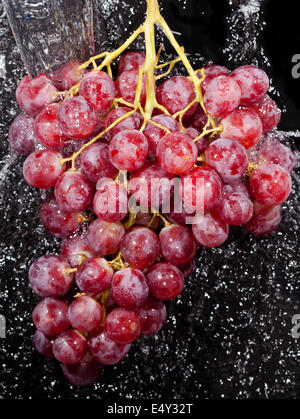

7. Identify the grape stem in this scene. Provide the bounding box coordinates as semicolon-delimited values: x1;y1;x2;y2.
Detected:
61;0;220;174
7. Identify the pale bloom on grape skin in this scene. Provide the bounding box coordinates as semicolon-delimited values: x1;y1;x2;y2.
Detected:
86;219;125;256
89;330;131;365
231;65;270;106
32;298;70;337
244;202;282;236
204;75;241;118
8;113;38;156
60;235;96;268
61;352;103;386
192;212;229;248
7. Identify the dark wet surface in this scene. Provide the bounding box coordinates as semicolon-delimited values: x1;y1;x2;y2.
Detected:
0;0;299;399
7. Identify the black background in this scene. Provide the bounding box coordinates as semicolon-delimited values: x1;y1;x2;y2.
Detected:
0;0;299;400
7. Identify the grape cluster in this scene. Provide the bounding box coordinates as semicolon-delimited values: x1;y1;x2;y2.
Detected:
8;2;296;387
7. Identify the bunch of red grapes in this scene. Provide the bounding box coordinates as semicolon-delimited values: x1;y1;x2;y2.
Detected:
8;50;296;386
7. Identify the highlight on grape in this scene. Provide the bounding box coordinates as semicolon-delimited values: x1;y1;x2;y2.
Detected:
7;0;295;386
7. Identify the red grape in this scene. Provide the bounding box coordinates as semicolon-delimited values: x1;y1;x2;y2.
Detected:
33;330;54;358
249;163;292;206
29;255;74;298
80;142;118;183
180;260;196;279
244;201;282;236
180;166;223;214
105;308;141;344
157;132;198;175
215;193;254;226
109;129;148;171
89;329;131;365
143;115;180;158
8;113;38;155
156;76;197;118
221;109;263;149
104;107;142;142
192;212;229;248
58;96;97;139
34;103;67;150
249;95;281;133
259;140;296;173
54;171;93;213
223;180;251;199
76;257;113;295
200;64;230;93
40;196;80;239
120;227;160;270
231;65;269;105
159;224;198;266
111;267;149;309
86;219;125;256
79;71;116;113
203;75;241;117
118;51;146;74
60;235;96;267
129;161;174;209
186;104;209;132
16;74;58;115
61;352;103;386
32;297;70;337
93;178;128;222
68;296;103;332
53;329;88;364
115;69;147;105
136;295;167;335
23;150;66;189
52;60;86;90
147;262;184;301
205;137;248;183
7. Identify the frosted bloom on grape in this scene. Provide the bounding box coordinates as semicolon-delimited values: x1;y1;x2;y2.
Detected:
109;129;148;171
115;69;147;105
76;257;113;295
249;95;281;133
144;115;180;158
53;330;88;364
215;193;254;226
89;330;131;365
86;219;125;256
8;113;38;156
61;352;103;386
159;225;198;266
52;60;86;90
221;109;263;149
147;263;184;301
105;107;143;142
136;296;167;336
29;255;74;298
93;178;128;222
249;163;292;206
79;71;116;112
23;150;66;189
60;235;95;267
68;296;103;332
34;103;67;150
259;140;296;173
199;64;230;93
192;212;229;248
32;298;70;337
205;138;248;183
111;268;149;309
118;51;146;73
105;308;141;344
244;202;282;236
80;142;118;183
34;330;54;358
204;75;241;117
16;74;58;115
231;65;269;105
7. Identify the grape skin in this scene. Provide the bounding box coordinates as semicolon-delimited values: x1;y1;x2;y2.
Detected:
105;308;141;344
109;129;148;171
231;65;270;105
204;75;241;117
136;296;167;335
192;212;229;248
54;171;93;213
8;113;38;156
221;108;263;149
259;140;296;173
93;178;128;222
143;115;180;158
52;60;86;90
34;330;54;358
249;163;292;206
200;64;230;93
34;103;67;150
118;51;146;74
115;69;147;106
53;329;88;364
111;267;149;309
80;142;118;183
29;255;74;298
68;296;103;332
79;71;116;113
205;137;249;184
215;192;254;226
40;196;80;239
120;227;160;270
32;297;70;337
75;257;113;295
23;150;66;189
89;329;131;365
61;352;103;386
104;107;143;142
249;95;281;133
157;132;198;175
147;262;184;301
244;202;282;236
159;225;198;266
86;219;125;256
60;235;96;267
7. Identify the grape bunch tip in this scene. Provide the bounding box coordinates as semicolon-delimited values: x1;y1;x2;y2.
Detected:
7;0;296;386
